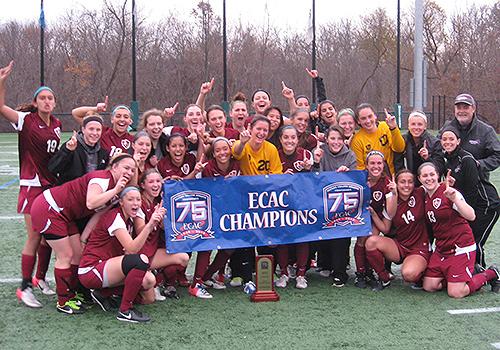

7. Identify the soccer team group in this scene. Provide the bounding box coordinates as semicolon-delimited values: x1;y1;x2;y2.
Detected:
0;60;499;323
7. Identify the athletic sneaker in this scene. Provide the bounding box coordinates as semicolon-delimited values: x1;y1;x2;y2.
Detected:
213;272;225;284
354;272;367;288
154;287;166;301
16;287;43;308
32;277;56;296
91;289;115;312
73;291;93;307
410;281;423;290
56;299;85;314
319;269;331;278
188;283;213;299
372;279;391;291
203;278;226;290
116;308;151;323
229;277;243;287
295;276;307;289
487;265;500;293
332;277;345;288
275;274;289;288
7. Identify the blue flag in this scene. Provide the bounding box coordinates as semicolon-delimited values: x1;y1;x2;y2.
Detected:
39;0;46;29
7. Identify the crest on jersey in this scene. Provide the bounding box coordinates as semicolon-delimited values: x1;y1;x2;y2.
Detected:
227;170;239;177
408;196;416;208
293;160;304;172
373;191;383;202
121;139;131;149
53;126;61;139
181;163;191;175
322;182;364;227
170;191;214;242
433;198;441;209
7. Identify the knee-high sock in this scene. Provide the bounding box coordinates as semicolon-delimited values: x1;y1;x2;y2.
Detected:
202;250;232;281
35;244;52;280
21;254;36;289
54;267;73;305
192;251;211;286
120;268;146;312
354;244;367;273
467;269;497;294
276;245;289;276
365;249;390;282
295;243;309;277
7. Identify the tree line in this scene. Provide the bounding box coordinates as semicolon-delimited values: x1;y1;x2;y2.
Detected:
0;0;498;131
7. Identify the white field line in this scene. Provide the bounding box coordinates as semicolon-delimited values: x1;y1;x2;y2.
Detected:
491;343;500;349
0;215;23;220
0;277;54;283
0;152;18;155
447;307;500;315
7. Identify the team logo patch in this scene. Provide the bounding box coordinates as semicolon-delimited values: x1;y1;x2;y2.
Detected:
373;191;383;202
227;170;238;177
121;139;131;149
181;163;191;175
433;198;441;209
322;182;364;227
170;191;214;242
408;196;415;208
53;126;61;139
293;160;304;172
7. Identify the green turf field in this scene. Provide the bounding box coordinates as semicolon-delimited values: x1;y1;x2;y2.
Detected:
0;132;498;350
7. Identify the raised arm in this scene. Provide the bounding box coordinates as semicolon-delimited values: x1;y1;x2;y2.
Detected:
282;81;298;115
195;78;214;112
0;61;19;124
72;96;108;125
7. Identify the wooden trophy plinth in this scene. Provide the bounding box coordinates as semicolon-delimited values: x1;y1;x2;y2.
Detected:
251;255;280;302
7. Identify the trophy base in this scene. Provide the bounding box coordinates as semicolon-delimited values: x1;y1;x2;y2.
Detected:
250;291;280;302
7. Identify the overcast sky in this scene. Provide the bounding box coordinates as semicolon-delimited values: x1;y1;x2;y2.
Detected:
1;0;497;32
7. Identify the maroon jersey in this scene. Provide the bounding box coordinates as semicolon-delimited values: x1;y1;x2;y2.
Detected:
46;170;115;221
80;207;132;267
171;126;199;153
370;176;391;219
424;183;475;254
298;132;318;152
202;158;240;178
136;198;162;258
99;125;133;157
13;112;61;187
279;147;312;173
157;153;196;178
392;187;429;249
209;128;240;143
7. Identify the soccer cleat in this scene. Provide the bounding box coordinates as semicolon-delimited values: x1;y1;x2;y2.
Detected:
354;272;367;289
295;276;308;289
372;279;391;291
287;265;297;279
332;277;345;288
32;277;56;296
16;287;43;308
410;280;423;290
116;308;151;323
163;285;179;299
56;299;85;314
213;272;225;284
188;283;213;299
229;277;243;287
91;289;115;312
154;287;166;301
487;265;500;293
275;274;289;288
73;292;93;307
319;269;331;278
203;278;227;290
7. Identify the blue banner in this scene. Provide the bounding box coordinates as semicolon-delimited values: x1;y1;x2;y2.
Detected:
163;171;371;253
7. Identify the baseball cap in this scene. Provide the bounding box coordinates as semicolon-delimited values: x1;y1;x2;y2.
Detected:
454;93;475;106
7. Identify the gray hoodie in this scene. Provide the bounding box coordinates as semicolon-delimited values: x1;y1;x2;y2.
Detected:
315;143;357;172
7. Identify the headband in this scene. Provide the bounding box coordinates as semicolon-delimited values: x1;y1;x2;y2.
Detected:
409;111;427;123
112;105;132;116
33;86;55;100
366;150;385;162
212;136;231;146
337;108;355;119
120;186;140;199
82;115;103;127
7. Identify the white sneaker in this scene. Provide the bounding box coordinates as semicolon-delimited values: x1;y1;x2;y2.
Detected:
154;287;166;301
295;276;308;289
229;277;243;287
275;274;289;288
319;269;331;278
32;277;56;296
16;287;43;308
188;283;213;299
204;279;227;290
